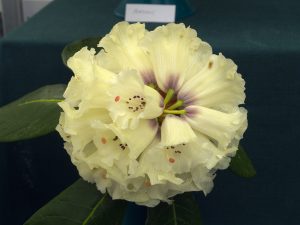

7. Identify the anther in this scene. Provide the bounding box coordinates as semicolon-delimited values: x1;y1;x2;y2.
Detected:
113;136;118;141
126;95;146;112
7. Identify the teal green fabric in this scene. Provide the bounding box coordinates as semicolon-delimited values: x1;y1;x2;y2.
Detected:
114;0;195;19
0;0;300;224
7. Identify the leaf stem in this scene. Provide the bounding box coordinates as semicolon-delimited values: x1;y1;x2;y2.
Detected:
163;109;186;115
164;89;175;106
167;100;183;110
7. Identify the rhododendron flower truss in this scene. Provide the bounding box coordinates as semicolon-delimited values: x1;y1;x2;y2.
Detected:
57;22;247;207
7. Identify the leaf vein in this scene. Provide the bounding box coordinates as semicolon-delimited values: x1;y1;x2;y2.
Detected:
19;99;63;106
82;194;107;225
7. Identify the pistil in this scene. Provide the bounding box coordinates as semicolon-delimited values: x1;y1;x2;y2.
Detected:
164;89;175;106
167;100;183;110
163;109;186;115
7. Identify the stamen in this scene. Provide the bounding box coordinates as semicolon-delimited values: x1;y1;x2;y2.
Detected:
167;100;184;110
113;136;118;141
126;95;146;113
119;143;127;150
163;109;186;115
164;89;175;106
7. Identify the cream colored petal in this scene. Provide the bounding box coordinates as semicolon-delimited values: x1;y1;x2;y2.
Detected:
144;184;171;204
97;22;152;76
138;138;172;174
156;144;194;175
90;130;128;168
139;132;226;177
184;106;247;151
147;180;198;205
178;53;245;112
58;102;111;126
135;199;161;208
75;161;95;183
67;47;97;82
192;131;230;170
93;168;113;193
57;105;111;152
161;115;196;146
142;85;164;119
56;113;70;142
64;47;117;111
109;119;158;160
107;179;151;204
145;165;183;186
107;70;144;129
141;23;212;92
191;165;215;195
63;76;110;111
107;70;162;129
157;173;183;185
139;139;192;183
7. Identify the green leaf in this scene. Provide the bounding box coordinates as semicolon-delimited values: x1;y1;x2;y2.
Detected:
146;193;203;225
229;145;256;178
0;84;65;142
61;37;102;66
24;179;127;225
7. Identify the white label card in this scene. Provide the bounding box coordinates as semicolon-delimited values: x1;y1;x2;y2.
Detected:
125;4;176;23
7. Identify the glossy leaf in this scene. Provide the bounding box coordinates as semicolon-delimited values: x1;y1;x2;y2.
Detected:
24;179;127;225
229;145;256;178
61;37;102;66
146;192;203;225
0;84;65;142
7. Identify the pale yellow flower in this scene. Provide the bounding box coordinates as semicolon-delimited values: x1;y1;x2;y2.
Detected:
57;22;247;206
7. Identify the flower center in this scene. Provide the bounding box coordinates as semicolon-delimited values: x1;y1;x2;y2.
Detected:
112;136;128;151
126;95;146;113
145;87;186;124
162;89;186;115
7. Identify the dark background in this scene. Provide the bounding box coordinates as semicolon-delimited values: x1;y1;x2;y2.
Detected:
0;0;299;224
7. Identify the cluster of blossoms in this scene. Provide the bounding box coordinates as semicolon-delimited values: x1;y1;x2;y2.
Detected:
57;22;247;206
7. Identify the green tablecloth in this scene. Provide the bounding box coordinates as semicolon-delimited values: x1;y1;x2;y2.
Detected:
0;0;300;224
